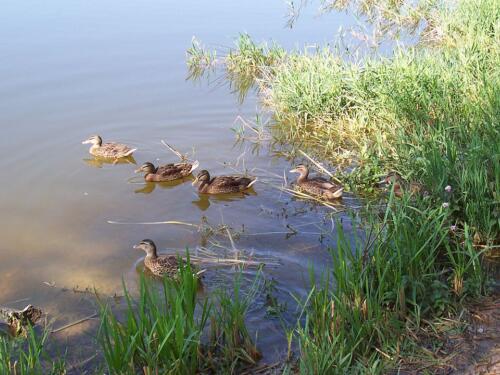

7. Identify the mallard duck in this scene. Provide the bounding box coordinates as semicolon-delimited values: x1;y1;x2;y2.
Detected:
289;164;343;199
192;170;257;194
134;161;199;182
379;172;424;197
133;239;189;277
82;135;136;159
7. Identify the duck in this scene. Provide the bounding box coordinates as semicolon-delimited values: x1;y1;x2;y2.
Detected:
192;170;257;194
133;239;190;277
135;161;199;182
82;135;136;159
289;164;343;199
380;172;424;197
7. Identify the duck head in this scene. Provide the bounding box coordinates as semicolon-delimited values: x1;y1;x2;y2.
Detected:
192;170;210;186
289;164;309;180
378;172;403;186
135;162;157;175
133;239;158;258
82;135;102;146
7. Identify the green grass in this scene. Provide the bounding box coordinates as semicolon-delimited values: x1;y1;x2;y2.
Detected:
188;0;498;372
0;326;65;375
98;260;209;374
98;259;261;374
292;192;489;373
3;1;498;374
188;0;499;242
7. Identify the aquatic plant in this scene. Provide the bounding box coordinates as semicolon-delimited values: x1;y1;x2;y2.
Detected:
0;326;65;375
98;259;261;374
98;260;209;374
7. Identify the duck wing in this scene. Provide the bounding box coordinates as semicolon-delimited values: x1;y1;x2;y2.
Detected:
208;176;256;193
145;255;180;276
156;255;180;268
298;178;343;199
308;177;340;190
157;162;196;179
98;142;136;158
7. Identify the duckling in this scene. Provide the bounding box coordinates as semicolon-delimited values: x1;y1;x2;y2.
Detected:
133;239;189;277
380;172;424;197
135;161;199;182
289;164;343;199
192;170;257;194
82;135;136;159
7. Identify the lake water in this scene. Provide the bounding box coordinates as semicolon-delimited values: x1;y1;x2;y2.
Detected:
0;0;360;367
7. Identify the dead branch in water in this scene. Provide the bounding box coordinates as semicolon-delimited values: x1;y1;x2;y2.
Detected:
161;140;196;162
107;220;200;228
187;246;280;268
51;313;98;334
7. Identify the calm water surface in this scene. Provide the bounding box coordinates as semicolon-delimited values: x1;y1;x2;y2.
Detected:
0;0;359;364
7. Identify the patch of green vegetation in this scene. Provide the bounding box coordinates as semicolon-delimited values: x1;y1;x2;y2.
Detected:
0;326;65;375
188;0;499;372
292;194;488;373
98;260;261;374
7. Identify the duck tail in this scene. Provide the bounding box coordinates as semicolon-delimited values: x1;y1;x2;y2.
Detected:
124;148;137;156
247;177;258;188
189;160;200;173
327;187;343;199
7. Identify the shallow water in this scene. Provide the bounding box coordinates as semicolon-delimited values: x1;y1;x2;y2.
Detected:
0;0;360;366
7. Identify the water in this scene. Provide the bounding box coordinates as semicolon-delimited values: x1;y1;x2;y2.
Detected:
0;0;359;366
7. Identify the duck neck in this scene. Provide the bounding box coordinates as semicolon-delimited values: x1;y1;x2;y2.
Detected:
146;248;158;259
198;180;209;192
90;144;101;153
145;166;158;178
297;169;309;183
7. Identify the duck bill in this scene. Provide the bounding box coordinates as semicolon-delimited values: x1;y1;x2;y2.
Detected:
134;167;143;173
191;177;199;186
289;169;298;173
82;139;92;144
132;244;140;249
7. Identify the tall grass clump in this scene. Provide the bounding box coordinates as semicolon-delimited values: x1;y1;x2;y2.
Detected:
98;261;210;374
99;259;261;374
294;192;488;373
206;273;262;372
188;0;499;244
0;327;65;375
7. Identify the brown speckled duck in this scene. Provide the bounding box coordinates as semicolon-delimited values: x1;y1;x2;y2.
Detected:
82;135;136;159
192;170;257;194
290;164;343;199
133;239;189;277
135;161;199;182
380;172;424;197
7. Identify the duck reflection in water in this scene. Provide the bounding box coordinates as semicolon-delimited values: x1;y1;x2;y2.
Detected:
134;178;190;194
83;155;137;168
191;190;257;211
